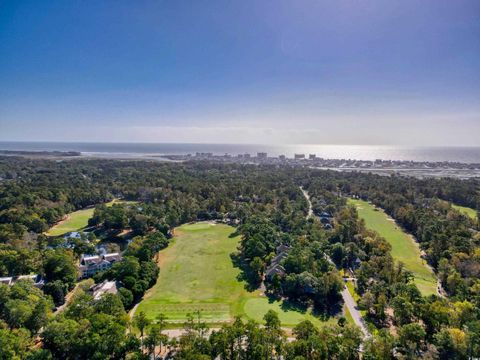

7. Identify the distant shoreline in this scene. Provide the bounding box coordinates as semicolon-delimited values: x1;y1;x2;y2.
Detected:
0;141;480;163
1;147;479;179
0;149;81;157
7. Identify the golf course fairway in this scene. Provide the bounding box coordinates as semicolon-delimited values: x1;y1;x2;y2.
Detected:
348;199;437;296
135;222;334;328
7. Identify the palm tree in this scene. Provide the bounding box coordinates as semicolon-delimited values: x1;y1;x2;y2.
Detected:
134;311;151;350
156;313;168;357
156;313;167;332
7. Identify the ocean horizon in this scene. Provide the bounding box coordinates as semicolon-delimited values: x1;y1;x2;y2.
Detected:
0;141;479;163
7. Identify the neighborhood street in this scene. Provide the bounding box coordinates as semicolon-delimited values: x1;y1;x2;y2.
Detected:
300;186;371;338
341;284;370;338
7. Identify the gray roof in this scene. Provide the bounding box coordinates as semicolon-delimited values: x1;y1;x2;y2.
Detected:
266;264;286;279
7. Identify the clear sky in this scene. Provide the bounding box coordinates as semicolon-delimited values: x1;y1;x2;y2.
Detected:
1;0;479;145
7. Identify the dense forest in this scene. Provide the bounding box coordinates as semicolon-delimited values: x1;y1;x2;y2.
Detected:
0;156;479;359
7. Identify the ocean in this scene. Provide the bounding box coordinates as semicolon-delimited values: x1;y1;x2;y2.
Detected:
0;142;479;163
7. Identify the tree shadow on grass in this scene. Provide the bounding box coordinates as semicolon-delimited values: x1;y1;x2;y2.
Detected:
230;252;261;292
265;293;342;322
228;229;241;238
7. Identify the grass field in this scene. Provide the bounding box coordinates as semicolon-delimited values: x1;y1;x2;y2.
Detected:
46;200;134;236
135;222;334;328
452;204;478;220
348;199;437;296
46;208;96;236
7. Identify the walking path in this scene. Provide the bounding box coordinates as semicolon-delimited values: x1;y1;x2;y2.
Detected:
129;302;140;319
299;186;371;339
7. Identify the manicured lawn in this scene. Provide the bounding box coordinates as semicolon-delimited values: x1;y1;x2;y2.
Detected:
348;199;437;296
46;208;96;236
242;298;333;327
452;204;478;220
136;222;334;328
46;200;135;236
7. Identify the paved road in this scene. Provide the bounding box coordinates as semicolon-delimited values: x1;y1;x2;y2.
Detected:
299;186;371;339
341;285;370;338
300;187;314;219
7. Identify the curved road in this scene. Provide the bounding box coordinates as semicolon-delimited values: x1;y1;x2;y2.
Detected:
299;186;370;339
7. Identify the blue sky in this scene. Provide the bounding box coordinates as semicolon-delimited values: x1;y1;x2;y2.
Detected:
1;0;479;145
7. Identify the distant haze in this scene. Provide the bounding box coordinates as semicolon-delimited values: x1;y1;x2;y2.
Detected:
1;1;479;146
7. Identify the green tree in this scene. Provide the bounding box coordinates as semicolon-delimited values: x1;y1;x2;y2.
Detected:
397;323;426;359
94;293;126;317
363;330;395;360
43;250;77;288
43;280;67;306
391;296;414;326
134;311;151;347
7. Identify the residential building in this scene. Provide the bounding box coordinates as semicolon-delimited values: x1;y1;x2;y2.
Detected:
265;244;291;281
78;253;123;279
90;280;119;300
0;274;44;288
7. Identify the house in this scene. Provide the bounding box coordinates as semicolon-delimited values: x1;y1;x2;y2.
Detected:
265;244;291;281
0;277;12;286
81;254;101;265
323;223;333;230
265;264;286;280
320;211;332;218
90;280;119;300
64;231;82;240
79;259;111;279
320;216;331;225
271;251;289;265
78;253;123;279
225;218;240;226
276;244;291;253
103;252;122;263
0;274;44;288
271;244;291;265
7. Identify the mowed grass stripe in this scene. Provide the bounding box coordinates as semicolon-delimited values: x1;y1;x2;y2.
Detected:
136;222;335;328
348;199;437;296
